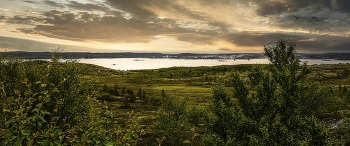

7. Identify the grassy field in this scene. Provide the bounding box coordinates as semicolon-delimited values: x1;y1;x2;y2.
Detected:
57;61;350;138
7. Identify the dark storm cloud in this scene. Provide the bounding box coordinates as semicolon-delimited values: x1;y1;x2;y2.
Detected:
218;48;233;51
176;34;216;45
104;0;213;23
253;0;332;17
23;1;37;4
207;21;230;31
15;10;180;43
291;34;350;53
104;0;158;21
223;32;303;47
6;15;46;25
251;0;350;17
335;0;350;13
0;36;63;51
43;0;65;8
224;32;350;53
0;16;6;20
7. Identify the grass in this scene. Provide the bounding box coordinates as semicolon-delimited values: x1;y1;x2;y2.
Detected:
45;60;350;136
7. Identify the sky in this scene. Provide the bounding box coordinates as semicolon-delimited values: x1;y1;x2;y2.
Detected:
0;0;349;54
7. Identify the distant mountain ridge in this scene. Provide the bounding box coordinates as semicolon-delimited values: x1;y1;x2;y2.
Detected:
1;51;350;60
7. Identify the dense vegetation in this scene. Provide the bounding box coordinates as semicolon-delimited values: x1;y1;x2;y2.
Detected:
2;38;350;145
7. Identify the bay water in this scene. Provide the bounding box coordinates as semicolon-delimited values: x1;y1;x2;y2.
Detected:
2;58;350;71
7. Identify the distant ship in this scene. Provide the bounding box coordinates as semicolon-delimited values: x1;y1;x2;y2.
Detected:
112;64;116;65
322;59;331;61
133;59;144;61
219;59;230;62
248;59;250;61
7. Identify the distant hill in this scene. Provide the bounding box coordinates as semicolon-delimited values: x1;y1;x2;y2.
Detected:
0;52;350;60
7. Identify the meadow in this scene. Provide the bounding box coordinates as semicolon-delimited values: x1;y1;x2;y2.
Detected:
2;38;350;145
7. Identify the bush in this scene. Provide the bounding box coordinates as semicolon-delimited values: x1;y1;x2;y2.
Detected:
185;105;206;127
299;82;344;117
201;37;331;145
148;93;196;146
0;49;144;145
96;92;117;101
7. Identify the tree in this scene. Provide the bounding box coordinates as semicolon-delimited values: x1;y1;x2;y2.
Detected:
262;37;328;145
161;89;165;98
338;84;343;97
121;86;126;96
102;84;108;93
264;37;311;123
112;88;120;96
127;89;135;103
202;85;243;146
201;37;330;146
142;90;147;105
137;88;142;100
114;83;119;90
150;93;194;146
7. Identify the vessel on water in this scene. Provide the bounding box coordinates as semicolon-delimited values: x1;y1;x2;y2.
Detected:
134;59;144;61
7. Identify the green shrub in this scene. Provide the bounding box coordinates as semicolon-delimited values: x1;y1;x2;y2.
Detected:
201;85;244;146
299;82;344;117
185;105;206;127
96;92;117;101
149;93;195;146
201;37;331;145
0;49;144;145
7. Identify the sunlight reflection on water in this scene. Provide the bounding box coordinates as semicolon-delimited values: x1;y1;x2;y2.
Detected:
2;58;350;71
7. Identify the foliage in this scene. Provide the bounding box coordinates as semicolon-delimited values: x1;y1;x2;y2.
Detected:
298;82;343;117
96;92;117;101
149;92;196;146
0;49;145;145
201;85;243;146
201;37;331;145
0;48;95;138
184;105;206;127
102;84;109;93
137;88;142;101
127;89;136;103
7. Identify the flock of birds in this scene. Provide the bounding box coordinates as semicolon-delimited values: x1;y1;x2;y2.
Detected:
294;16;320;21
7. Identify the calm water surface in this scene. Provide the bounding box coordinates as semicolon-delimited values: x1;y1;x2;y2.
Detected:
4;58;350;71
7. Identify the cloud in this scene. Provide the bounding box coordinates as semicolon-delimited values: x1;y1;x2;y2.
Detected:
23;1;37;4
0;15;6;20
334;0;350;13
14;10;166;43
6;15;44;25
218;48;232;52
175;33;216;45
1;0;350;53
0;36;62;52
43;0;65;8
66;1;109;12
294;34;350;53
252;0;332;17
